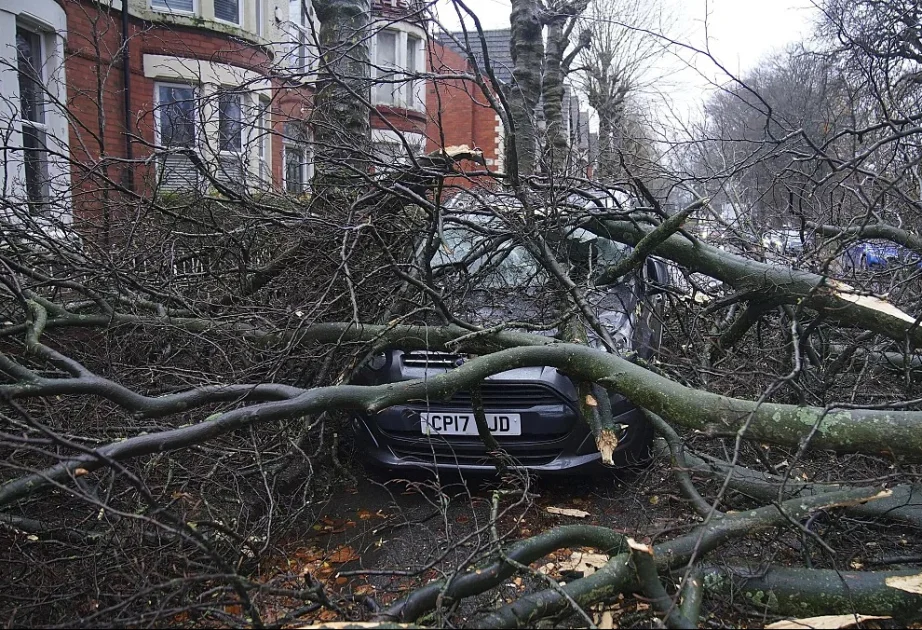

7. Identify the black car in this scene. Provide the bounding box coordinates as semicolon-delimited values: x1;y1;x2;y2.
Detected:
351;192;667;474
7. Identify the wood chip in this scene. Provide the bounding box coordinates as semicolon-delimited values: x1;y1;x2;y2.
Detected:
556;551;610;576
885;571;922;594
546;506;590;518
765;614;891;629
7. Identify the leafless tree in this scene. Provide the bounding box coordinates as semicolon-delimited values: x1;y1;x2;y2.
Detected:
3;0;922;627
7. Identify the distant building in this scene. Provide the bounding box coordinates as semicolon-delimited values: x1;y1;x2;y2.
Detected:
428;29;594;187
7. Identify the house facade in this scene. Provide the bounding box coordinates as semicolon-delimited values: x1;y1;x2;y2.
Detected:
1;0;430;222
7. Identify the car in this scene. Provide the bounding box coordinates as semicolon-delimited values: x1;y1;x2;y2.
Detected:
840;240;920;272
350;191;666;474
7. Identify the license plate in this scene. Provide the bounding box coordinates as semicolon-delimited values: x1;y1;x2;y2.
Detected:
420;412;522;436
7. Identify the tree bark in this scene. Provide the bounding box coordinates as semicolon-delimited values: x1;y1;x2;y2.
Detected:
507;0;545;180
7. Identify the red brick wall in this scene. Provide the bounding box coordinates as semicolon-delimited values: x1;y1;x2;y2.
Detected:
425;41;502;190
63;0;276;218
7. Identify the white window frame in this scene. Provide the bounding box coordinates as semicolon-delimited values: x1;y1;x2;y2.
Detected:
213;0;242;26
288;0;319;77
371;25;425;111
371;129;425;169
16;24;50;207
255;0;265;37
154;82;199;149
282;123;314;194
150;0;197;17
153;82;201;190
256;97;271;177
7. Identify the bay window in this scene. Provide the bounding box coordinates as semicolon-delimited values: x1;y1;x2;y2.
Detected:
372;28;424;110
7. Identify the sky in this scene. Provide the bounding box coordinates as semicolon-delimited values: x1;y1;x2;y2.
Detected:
433;0;819;118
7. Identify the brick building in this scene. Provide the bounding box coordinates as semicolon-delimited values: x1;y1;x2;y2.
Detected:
425;38;505;188
1;0;430;223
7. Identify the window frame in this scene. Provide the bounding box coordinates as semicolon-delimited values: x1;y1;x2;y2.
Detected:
217;90;244;154
372;27;424;111
16;24;50;207
150;0;197;17
288;0;318;76
282;122;314;194
154;82;198;149
404;34;421;110
213;0;241;26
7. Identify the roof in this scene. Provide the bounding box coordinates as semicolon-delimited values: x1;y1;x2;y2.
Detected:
436;29;515;85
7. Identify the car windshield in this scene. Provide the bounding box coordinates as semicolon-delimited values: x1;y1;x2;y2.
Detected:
431;212;632;289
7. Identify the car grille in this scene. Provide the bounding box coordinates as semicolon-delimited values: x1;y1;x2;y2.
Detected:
447;382;565;407
401;351;461;368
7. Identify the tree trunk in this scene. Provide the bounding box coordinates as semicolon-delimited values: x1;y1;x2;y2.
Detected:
313;0;371;194
507;0;545;180
542;17;568;172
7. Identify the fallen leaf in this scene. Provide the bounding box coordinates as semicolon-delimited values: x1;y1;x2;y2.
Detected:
765;615;891;629
585;394;598;407
328;546;359;564
315;609;339;622
885;572;922;594
357;509;373;520
546;506;590;518
74;468;89;477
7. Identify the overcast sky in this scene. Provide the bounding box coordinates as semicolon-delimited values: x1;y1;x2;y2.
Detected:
433;0;819;117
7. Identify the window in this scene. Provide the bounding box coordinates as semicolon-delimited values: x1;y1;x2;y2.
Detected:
283;122;313;194
157;84;196;147
375;31;398;105
214;0;240;24
372;29;423;110
256;97;271;182
288;0;317;75
156;83;199;191
17;26;49;206
218;92;243;152
151;0;195;14
405;35;420;107
255;0;265;36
